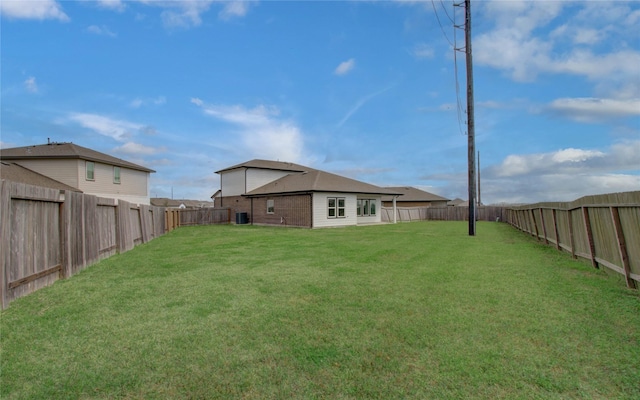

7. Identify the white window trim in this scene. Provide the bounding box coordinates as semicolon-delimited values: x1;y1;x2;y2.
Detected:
86;161;95;181
267;199;275;214
327;197;346;219
113;166;121;184
357;198;377;216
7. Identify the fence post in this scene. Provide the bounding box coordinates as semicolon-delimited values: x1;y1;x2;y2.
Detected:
610;206;636;289
582;206;598;269
0;181;10;309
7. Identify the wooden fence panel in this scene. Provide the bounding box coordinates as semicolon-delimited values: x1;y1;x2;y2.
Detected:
555;209;571;252
618;206;640;281
570;208;590;260
179;208;231;226
97;201;117;260
507;191;640;288
1;182;63;307
1;181;171;309
129;207;142;245
590;207;621;271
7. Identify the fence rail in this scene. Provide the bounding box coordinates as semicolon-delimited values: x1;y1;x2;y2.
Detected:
506;191;640;289
381;206;506;223
1;180;167;309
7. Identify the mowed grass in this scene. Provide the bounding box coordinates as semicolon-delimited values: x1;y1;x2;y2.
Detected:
1;222;639;399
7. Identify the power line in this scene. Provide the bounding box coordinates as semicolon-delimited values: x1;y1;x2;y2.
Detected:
431;0;455;47
452;1;466;136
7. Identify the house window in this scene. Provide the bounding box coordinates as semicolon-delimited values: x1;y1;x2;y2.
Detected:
357;199;377;216
328;197;345;218
113;166;121;184
86;161;95;181
267;199;275;214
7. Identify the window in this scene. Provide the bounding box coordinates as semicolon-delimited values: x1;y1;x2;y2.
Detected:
327;197;345;218
86;161;95;181
113;166;121;184
357;199;377;216
267;199;275;214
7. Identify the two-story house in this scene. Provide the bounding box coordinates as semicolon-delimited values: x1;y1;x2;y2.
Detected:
0;142;155;205
215;159;402;228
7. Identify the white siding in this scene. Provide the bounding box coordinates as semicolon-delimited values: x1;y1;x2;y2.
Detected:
221;168;295;196
220;169;246;196
11;158;150;205
312;193;358;228
246;169;292;192
76;162;149;204
11;159;79;188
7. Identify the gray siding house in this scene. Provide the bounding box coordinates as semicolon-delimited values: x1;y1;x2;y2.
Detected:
0;142;155;205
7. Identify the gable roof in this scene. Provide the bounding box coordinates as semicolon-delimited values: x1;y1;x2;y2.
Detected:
245;169;402;197
215;159;310;174
0;142;155;173
381;186;449;202
0;162;82;192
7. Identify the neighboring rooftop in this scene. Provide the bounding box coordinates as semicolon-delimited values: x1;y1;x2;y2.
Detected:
381;186;449;202
0;162;82;192
0;142;155;173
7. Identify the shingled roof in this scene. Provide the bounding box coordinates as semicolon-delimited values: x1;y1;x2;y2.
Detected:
0;142;155;173
215;159;311;174
381;186;449;202
245;169;402;197
0;162;82;192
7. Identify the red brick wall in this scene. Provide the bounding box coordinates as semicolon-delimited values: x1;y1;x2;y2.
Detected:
217;195;252;223
251;194;312;228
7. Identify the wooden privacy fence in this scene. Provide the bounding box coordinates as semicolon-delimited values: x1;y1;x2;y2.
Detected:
1;180;167;309
506;191;640;289
381;206;506;223
179;208;232;226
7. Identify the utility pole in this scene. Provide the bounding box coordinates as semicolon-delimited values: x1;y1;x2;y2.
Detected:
465;0;476;236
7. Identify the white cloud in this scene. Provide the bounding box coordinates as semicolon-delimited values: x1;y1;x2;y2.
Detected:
427;141;640;204
191;98;305;162
154;0;254;29
96;0;126;12
548;97;640;123
334;58;356;76
24;76;38;93
411;43;434;59
114;142;164;156
219;1;252;20
0;0;69;21
474;1;640;86
87;25;117;37
491;141;639;179
130;96;166;108
68;113;144;142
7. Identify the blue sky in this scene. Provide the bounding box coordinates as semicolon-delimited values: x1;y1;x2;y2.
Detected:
1;0;639;204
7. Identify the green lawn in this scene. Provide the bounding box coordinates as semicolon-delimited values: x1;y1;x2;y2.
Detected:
2;222;639;399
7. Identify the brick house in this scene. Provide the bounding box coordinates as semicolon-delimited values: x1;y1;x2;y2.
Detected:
215;159;402;228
